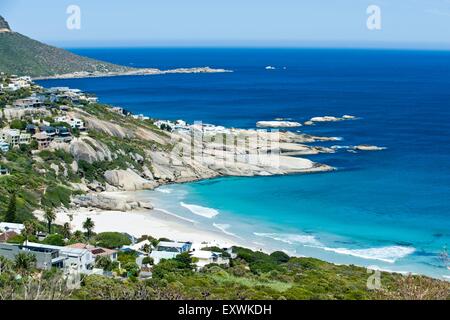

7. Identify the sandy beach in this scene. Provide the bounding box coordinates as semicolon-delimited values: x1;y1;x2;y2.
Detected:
52;192;243;248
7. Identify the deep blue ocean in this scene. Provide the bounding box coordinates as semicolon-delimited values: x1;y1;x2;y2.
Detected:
38;48;450;279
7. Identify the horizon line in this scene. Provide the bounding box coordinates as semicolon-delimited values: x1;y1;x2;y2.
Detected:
57;45;450;53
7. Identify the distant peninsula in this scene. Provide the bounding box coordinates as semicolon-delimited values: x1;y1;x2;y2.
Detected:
0;16;231;79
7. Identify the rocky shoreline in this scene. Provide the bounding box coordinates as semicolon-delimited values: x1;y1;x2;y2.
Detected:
33;66;233;80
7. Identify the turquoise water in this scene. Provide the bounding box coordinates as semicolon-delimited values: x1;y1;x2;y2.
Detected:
38;48;450;279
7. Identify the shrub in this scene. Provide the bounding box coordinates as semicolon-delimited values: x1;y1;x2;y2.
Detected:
10;119;27;130
42;234;65;246
95;232;131;249
41;185;72;208
270;251;290;264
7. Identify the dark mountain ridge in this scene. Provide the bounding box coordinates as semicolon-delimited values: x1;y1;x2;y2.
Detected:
0;15;133;77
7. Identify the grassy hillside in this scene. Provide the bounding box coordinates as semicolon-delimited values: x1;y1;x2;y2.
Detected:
0;16;133;77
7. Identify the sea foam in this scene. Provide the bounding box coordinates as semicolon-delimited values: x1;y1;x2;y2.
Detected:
156;188;173;194
155;207;196;223
180;202;219;218
254;232;321;246
315;245;416;263
213;223;240;238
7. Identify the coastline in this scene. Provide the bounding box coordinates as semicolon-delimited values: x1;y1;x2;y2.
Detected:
54;191;248;250
53;187;449;280
32;66;233;80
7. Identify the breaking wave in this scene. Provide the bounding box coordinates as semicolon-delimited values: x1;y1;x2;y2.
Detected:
213;223;240;238
154;208;196;223
254;232;322;246
180;202;219;218
314;245;416;263
156;188;173;194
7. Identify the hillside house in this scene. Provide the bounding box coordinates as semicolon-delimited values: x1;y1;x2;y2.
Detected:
150;241;192;264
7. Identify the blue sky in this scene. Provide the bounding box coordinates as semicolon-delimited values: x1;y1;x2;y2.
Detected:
1;0;450;48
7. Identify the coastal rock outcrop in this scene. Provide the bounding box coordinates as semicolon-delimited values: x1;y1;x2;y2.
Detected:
353;145;386;151
0;107;51;121
104;169;158;191
65;137;112;163
72;194;153;211
307;115;357;123
256;121;302;128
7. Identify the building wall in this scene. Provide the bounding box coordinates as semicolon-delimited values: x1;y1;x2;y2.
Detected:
0;243;54;270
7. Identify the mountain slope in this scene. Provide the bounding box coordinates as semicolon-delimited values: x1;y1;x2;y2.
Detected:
0;15;10;31
0;16;133;77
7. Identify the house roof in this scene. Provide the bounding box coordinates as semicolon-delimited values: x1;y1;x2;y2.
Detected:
150;251;178;260
191;250;219;259
0;230;18;242
33;132;49;140
66;243;117;256
0;222;25;231
25;242;89;256
158;241;190;248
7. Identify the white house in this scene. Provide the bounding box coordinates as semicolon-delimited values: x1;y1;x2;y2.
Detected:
24;242;95;273
121;239;152;255
66;243;118;261
0;129;20;146
190;250;230;269
0;140;9;152
150;241;192;264
0;222;25;234
54;115;85;130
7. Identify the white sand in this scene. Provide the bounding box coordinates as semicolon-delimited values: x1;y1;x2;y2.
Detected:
55;203;241;248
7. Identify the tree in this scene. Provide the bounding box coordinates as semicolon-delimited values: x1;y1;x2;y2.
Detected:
22;220;39;241
82;218;95;240
270;251;290;264
42;234;65;246
4;192;16;223
10;119;26;130
69;230;86;243
62;222;71;239
95;256;113;272
174;252;195;270
44;208;56;234
14;252;37;275
142;256;154;265
95;232;130;249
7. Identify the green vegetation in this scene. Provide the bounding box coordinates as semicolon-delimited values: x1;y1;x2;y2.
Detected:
4;192;16;222
0;62;448;301
41;233;65;246
0;147;80;222
72;248;450;300
43;208;56;234
94;232;131;249
0;16;132;77
0;87;32;108
82;218;95;240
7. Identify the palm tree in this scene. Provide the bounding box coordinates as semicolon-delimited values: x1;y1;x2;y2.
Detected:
62;222;71;239
22;220;38;241
44;208;56;234
71;230;85;242
82;218;95;240
14;252;37;275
